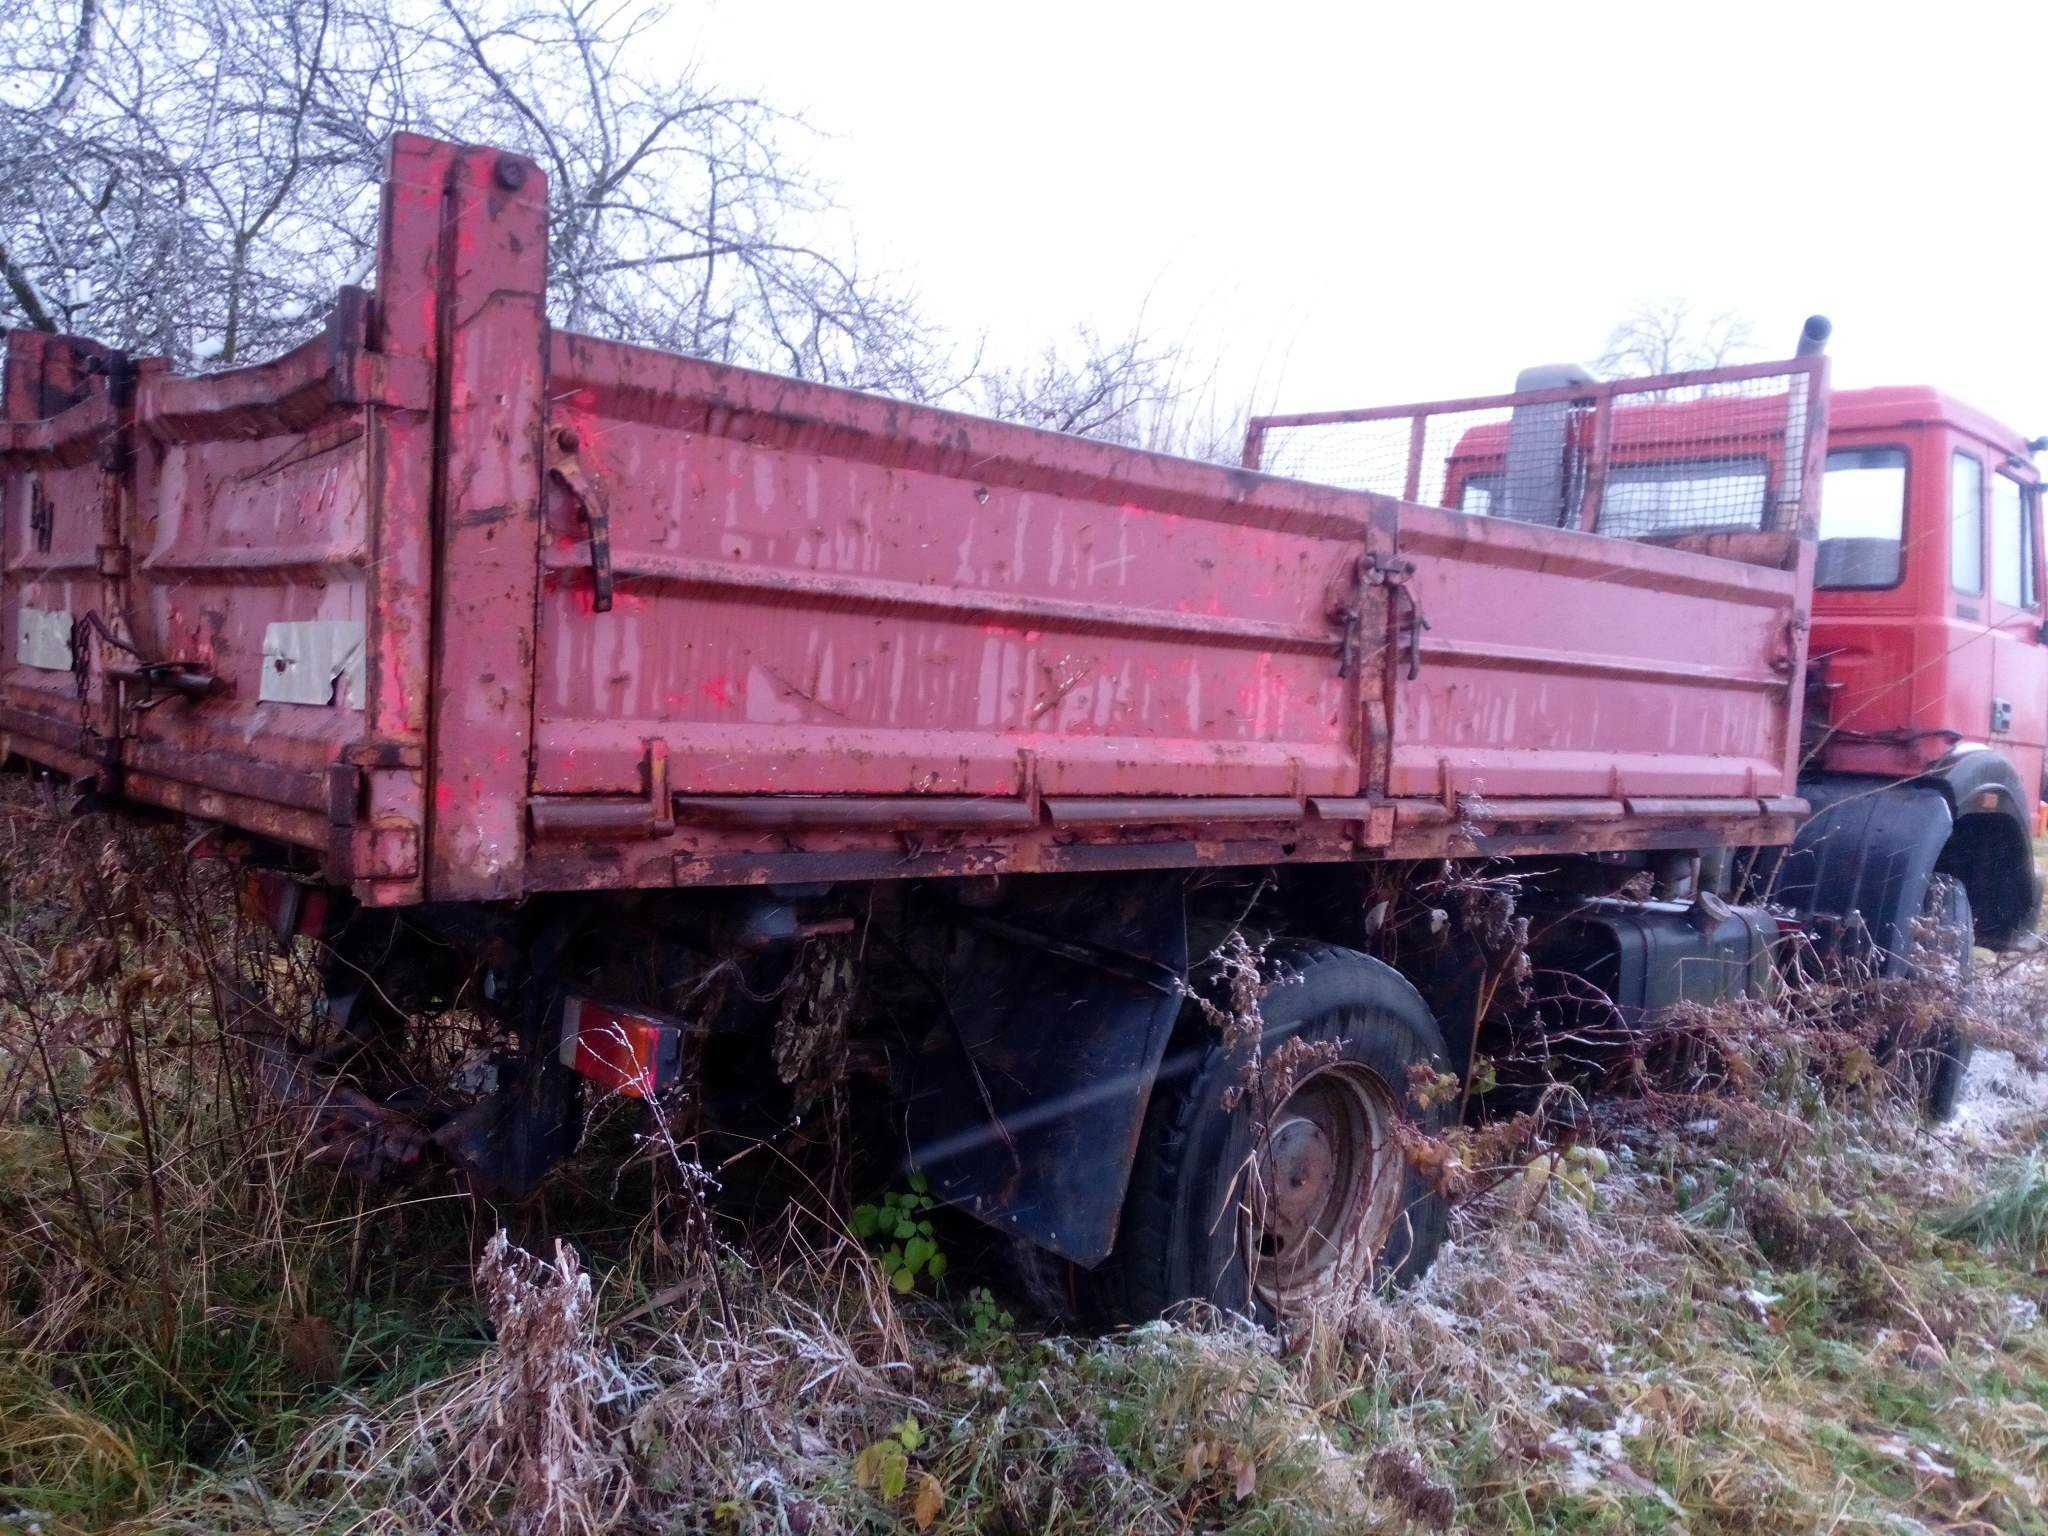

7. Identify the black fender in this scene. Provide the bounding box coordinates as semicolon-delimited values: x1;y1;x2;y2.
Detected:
903;872;1187;1265
1777;778;1952;975
1915;749;2042;946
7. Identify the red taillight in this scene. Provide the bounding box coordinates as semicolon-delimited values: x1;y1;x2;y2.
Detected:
557;995;683;1099
239;868;330;941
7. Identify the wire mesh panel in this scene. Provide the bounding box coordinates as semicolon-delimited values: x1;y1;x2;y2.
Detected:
1245;360;1825;549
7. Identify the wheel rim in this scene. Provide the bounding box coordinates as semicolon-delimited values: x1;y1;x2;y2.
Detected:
1251;1060;1404;1309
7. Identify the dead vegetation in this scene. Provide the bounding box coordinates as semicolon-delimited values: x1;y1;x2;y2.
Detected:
3;774;2047;1535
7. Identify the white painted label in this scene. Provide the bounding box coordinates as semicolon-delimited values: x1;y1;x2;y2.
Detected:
15;606;73;671
259;619;365;708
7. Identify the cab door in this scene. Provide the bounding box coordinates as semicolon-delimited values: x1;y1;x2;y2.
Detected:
1986;461;2047;801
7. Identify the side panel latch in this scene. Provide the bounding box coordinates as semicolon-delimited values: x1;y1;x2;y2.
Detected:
1328;550;1421;680
548;427;614;613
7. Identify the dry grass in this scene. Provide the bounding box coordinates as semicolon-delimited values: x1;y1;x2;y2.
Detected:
4;774;2047;1535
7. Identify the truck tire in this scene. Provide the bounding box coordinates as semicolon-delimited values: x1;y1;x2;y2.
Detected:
1100;943;1451;1324
1907;875;1975;1122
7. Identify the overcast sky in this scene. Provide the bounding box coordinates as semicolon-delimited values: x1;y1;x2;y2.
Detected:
677;1;2047;436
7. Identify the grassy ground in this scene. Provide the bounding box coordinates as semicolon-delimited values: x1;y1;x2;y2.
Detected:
3;778;2046;1535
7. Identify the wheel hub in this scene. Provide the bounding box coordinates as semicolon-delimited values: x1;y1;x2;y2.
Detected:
1251;1062;1403;1308
1266;1113;1338;1238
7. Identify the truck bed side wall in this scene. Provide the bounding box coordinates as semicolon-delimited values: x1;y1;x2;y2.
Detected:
1392;506;1805;801
534;334;1387;806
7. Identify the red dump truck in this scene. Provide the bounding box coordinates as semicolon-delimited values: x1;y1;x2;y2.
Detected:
0;133;1978;1321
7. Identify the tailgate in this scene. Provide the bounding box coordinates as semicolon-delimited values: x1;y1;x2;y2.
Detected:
0;332;122;781
0;136;494;904
117;292;431;852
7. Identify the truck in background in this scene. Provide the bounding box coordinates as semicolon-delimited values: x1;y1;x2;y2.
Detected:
0;133;1988;1323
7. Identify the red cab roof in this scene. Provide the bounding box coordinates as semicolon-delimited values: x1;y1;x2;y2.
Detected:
1826;385;2031;458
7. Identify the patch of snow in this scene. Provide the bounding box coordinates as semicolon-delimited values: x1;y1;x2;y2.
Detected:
1870;1435;1956;1480
1542;1428;1602;1494
1945;1048;2048;1147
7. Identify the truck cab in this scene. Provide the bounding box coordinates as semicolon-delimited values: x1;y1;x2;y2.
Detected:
1807;387;2045;946
1432;372;2046;953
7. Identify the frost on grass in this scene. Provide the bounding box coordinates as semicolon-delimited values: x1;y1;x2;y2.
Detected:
5;777;2048;1535
292;1232;641;1536
469;1234;639;1536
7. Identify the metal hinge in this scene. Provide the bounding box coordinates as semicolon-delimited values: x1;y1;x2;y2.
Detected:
548;427;614;613
1331;551;1424;681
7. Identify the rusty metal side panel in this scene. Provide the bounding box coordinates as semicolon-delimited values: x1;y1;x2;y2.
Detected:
122;313;397;843
533;338;1390;803
1390;507;1804;802
1;136;453;896
421;146;548;902
0;337;120;777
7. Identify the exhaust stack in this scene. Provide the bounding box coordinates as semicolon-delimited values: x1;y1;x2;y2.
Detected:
1503;362;1596;527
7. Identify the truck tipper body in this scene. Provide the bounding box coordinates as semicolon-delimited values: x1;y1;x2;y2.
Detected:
2;135;1819;907
3;134;1969;1322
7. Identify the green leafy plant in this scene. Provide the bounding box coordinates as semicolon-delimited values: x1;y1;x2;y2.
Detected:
852;1416;944;1527
964;1286;1014;1345
852;1174;948;1292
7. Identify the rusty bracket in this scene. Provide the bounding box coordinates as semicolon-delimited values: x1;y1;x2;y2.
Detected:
1393;581;1429;681
104;660;226;708
527;738;674;839
548;427;613;613
1771;611;1810;677
1331;551;1419;680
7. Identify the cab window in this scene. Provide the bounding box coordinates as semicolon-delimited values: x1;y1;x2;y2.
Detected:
1951;451;1984;594
1600;457;1769;535
1991;471;2038;608
1817;446;1907;588
1459;474;1500;516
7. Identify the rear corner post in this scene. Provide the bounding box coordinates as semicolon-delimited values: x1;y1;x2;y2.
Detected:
343;133;462;906
421;143;550;901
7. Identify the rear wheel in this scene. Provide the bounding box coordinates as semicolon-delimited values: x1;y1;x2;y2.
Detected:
1905;874;1975;1121
1100;943;1451;1324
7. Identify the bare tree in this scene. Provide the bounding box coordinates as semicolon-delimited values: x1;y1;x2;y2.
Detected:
970;318;1262;464
0;0;946;388
975;322;1178;442
1596;298;1753;379
2;0;1234;445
